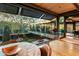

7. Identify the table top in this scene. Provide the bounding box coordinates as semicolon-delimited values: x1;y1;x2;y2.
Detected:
0;42;41;56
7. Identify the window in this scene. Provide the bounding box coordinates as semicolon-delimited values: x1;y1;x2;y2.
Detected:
0;12;57;43
67;23;73;33
59;17;64;37
76;22;79;31
0;4;19;14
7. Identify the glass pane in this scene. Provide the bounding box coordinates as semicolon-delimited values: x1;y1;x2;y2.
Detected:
59;17;64;38
67;24;73;33
0;12;57;45
76;22;79;31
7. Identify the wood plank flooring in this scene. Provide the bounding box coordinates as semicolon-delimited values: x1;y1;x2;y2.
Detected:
49;39;79;56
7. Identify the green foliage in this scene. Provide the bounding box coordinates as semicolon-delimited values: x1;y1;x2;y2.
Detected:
3;25;11;41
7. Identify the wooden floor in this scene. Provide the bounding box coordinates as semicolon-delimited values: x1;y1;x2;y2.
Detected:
49;39;79;56
61;37;79;45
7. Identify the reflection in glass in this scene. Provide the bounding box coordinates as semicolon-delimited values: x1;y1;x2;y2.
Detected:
0;12;57;43
76;22;79;31
59;17;64;38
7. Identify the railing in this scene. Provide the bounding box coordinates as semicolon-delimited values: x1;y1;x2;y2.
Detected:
28;31;58;39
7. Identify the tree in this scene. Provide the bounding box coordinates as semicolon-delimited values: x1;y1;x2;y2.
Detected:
3;25;11;42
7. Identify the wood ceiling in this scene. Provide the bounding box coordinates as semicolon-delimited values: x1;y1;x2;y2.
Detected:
12;3;79;21
32;3;79;21
33;3;77;14
21;3;79;16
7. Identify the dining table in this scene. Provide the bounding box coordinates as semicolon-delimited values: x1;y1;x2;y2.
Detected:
0;42;41;56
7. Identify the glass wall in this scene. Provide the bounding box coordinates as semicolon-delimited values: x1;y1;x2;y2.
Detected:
59;17;64;38
0;12;57;43
67;23;73;33
29;18;56;34
76;22;79;31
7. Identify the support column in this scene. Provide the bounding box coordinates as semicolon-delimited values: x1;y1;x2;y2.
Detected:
64;17;68;38
56;17;59;38
73;22;76;36
73;22;76;31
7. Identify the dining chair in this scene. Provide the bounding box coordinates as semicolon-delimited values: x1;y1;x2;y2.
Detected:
40;44;52;56
2;45;18;56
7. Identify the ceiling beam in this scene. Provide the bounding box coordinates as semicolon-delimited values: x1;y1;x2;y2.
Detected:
58;3;79;17
24;3;58;17
73;3;79;10
9;3;44;14
8;3;55;20
10;3;57;17
59;10;79;17
9;3;79;18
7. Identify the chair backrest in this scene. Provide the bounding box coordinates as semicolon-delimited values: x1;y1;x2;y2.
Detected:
2;45;18;56
40;44;52;56
9;40;17;43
